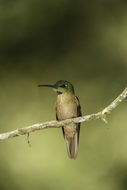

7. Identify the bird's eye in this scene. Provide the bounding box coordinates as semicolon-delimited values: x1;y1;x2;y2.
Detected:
61;84;66;88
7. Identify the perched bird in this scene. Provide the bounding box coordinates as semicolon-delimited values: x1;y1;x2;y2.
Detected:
38;80;81;159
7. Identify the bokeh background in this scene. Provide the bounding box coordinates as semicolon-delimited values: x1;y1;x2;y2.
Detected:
0;0;127;190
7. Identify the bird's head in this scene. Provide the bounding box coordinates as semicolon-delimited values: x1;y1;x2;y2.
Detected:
38;80;74;94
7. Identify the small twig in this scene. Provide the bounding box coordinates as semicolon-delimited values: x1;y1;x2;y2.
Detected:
27;133;31;147
0;87;127;141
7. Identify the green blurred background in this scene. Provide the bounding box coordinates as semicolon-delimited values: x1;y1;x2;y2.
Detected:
0;0;127;190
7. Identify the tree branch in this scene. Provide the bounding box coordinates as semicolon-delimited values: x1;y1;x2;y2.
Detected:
0;87;127;141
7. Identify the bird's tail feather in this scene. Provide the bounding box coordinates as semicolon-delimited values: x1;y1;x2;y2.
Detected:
65;133;78;159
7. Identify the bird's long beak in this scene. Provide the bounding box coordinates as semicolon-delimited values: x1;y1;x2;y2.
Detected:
38;84;56;88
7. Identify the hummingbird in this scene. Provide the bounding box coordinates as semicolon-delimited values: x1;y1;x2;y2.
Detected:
38;80;82;159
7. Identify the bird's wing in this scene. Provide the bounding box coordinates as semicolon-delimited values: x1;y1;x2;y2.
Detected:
75;96;82;117
75;96;82;144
